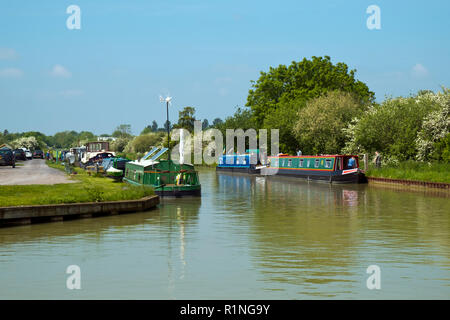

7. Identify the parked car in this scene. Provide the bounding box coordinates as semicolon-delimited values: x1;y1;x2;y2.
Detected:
13;148;27;161
0;148;16;168
21;148;33;160
33;150;44;159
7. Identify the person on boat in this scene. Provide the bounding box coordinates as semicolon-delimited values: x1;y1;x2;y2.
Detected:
373;151;382;168
347;156;356;168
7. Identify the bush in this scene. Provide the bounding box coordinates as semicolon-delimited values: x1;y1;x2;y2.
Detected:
343;90;445;160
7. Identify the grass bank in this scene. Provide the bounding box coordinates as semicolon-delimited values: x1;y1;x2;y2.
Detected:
365;161;450;184
0;161;154;207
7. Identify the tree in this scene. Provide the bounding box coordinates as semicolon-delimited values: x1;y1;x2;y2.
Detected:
212;118;223;127
10;136;41;150
176;107;196;132
216;107;255;133
246;56;375;127
52;131;78;148
163;120;172;132
112;124;132;139
343;90;443;161
111;137;131;152
293;91;365;154
130;132;165;153
151;120;158;132
141;125;153;135
415;88;450;161
202;119;209;130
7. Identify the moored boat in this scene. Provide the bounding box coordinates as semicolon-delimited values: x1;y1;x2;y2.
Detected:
261;154;367;183
216;149;264;174
123;147;201;197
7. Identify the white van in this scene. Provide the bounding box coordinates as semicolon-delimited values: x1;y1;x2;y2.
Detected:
21;147;33;160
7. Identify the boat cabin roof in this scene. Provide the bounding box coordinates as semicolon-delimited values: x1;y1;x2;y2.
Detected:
271;154;359;158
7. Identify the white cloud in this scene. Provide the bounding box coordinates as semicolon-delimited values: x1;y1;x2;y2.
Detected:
0;48;18;60
411;63;429;78
0;68;23;78
50;64;72;78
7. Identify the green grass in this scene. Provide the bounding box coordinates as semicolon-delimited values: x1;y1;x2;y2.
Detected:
0;161;154;207
365;161;450;183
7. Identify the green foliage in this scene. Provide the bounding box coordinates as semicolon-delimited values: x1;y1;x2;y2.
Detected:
429;133;450;162
343;90;444;161
415;88;450;161
141;126;152;135
293;91;365;155
110;137;131;152
263;100;302;154
215;107;256;134
176;107;196;132
365;160;450;183
52;130;79;148
112;124;132;139
10;136;43;150
246;56;375;127
127;132;165;153
202;119;210;130
212;118;223;127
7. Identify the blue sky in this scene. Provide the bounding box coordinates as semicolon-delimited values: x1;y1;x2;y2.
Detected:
1;0;449;135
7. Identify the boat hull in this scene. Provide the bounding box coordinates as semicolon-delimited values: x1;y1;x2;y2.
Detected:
123;177;201;197
216;166;260;174
260;167;367;184
154;186;201;197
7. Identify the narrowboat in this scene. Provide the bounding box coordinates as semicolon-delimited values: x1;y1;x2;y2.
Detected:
261;154;367;183
123;147;201;197
101;157;131;181
216;149;263;174
81;141;115;165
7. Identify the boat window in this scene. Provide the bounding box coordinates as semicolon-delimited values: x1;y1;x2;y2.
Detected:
315;159;319;168
288;159;292;167
307;160;310;167
325;159;332;168
299;159;303;167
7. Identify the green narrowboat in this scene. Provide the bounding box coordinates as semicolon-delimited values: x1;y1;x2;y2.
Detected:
262;154;367;183
123;148;201;197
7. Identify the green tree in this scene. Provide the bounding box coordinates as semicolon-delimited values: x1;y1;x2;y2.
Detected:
343;90;443;161
52;131;78;148
246;56;375;128
176;107;196;131
293;91;365;154
151;120;158;132
202;119;209;130
212;118;223;127
141;125;152;135
415;88;450;161
131;132;165;153
112;124;132;139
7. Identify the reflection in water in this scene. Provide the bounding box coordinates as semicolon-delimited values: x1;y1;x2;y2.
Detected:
0;169;448;299
216;172;449;298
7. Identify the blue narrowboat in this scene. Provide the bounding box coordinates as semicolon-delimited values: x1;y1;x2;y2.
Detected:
216;149;262;174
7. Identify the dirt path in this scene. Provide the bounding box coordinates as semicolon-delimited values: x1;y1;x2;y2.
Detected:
0;159;76;185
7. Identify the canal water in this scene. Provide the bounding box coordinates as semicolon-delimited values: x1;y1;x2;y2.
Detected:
0;168;449;299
